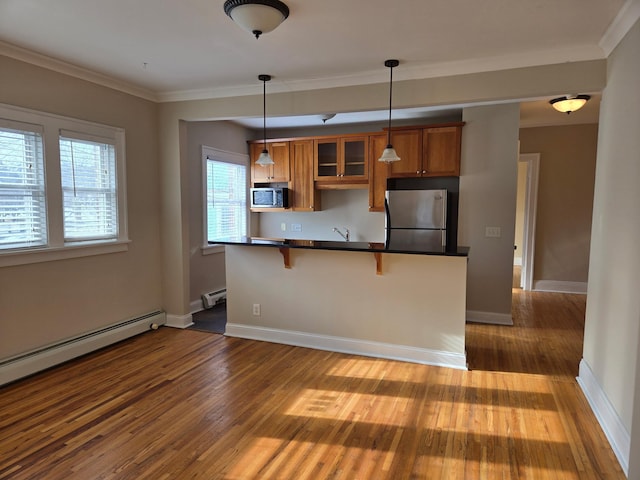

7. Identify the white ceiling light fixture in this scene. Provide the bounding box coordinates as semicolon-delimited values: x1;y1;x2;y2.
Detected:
256;74;275;166
223;0;289;39
379;59;401;163
549;94;591;114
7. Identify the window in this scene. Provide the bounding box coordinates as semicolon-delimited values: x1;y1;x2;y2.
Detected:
203;147;248;246
0;121;47;249
0;103;128;267
60;133;118;242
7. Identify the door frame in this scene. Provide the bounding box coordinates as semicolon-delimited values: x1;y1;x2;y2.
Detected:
518;153;540;291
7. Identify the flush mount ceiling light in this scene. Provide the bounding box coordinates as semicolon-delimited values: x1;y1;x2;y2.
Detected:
379;59;401;163
223;0;289;39
256;74;274;166
549;94;591;114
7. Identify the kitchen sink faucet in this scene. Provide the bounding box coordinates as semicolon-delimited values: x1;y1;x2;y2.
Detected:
333;227;350;242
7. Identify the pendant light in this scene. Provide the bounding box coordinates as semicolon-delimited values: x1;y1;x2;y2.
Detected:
256;74;274;166
549;94;591;114
379;59;401;163
223;0;289;39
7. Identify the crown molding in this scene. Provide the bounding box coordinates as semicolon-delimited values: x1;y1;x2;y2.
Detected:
159;45;606;103
0;40;160;103
599;0;640;56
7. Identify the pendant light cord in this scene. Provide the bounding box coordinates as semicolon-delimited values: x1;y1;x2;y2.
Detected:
263;77;267;147
387;64;393;147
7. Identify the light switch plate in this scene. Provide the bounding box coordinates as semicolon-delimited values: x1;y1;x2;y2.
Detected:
485;226;501;238
291;223;302;232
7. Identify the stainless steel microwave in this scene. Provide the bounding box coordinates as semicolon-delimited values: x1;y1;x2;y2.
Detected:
250;187;289;208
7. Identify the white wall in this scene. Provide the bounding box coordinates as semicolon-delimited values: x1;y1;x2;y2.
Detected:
459;104;520;322
582;17;640;476
258;190;385;242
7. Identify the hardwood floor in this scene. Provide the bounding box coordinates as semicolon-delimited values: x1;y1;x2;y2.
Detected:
0;291;625;479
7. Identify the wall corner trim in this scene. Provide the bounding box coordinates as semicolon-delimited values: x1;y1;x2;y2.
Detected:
577;358;629;475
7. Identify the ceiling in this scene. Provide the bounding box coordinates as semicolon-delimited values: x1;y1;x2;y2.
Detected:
0;0;631;127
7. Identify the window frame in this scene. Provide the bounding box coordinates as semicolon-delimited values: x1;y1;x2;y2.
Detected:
0;103;128;267
201;146;249;255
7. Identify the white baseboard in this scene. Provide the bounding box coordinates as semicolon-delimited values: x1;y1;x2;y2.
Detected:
165;313;194;329
0;311;166;387
466;310;513;325
225;323;468;370
190;299;203;314
533;280;588;294
577;359;629;475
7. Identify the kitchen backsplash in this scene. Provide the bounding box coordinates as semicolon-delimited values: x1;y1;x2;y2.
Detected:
257;189;385;242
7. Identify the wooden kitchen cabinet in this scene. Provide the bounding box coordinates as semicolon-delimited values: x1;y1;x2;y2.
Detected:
422;125;462;176
368;134;390;212
386;124;463;178
290;139;320;211
250;141;290;184
368;129;423;211
314;135;369;186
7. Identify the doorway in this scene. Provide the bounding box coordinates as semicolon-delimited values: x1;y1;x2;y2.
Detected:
514;153;540;290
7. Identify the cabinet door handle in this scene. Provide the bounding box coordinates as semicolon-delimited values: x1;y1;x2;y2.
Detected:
416;171;420;174
422;170;427;174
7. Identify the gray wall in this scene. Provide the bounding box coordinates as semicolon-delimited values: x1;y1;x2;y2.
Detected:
459;104;521;321
583;17;640;475
186;121;254;310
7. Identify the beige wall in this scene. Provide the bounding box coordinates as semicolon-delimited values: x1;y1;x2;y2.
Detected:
519;124;598;284
0;56;162;359
186;121;253;309
584;16;640;466
162;62;605;320
225;245;467;365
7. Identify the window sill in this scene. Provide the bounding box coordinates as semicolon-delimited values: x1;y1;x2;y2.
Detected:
0;240;131;267
201;244;225;255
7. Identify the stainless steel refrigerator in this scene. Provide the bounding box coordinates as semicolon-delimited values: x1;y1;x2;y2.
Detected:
385;189;447;250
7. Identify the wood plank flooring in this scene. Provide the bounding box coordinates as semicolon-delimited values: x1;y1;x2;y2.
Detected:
0;290;625;479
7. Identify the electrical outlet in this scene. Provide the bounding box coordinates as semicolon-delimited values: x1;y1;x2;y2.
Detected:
291;223;302;232
252;303;261;316
485;226;502;238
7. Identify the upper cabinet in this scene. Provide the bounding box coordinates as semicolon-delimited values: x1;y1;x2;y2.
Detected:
250;141;290;184
290;139;320;211
387;124;463;178
422;126;462;177
314;136;369;186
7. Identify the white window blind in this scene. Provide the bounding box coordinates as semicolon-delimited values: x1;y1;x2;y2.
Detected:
0;124;47;249
59;135;118;242
206;158;247;241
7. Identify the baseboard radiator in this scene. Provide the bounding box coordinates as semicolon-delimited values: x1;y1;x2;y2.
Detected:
0;311;166;387
202;288;226;309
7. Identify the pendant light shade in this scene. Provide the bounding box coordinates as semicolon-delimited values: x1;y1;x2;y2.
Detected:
379;59;401;163
256;74;274;166
549;95;591;114
224;0;289;39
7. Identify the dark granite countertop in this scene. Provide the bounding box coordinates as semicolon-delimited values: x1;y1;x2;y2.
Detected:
209;236;469;257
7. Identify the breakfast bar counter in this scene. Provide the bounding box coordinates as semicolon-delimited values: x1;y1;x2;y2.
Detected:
212;238;469;370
